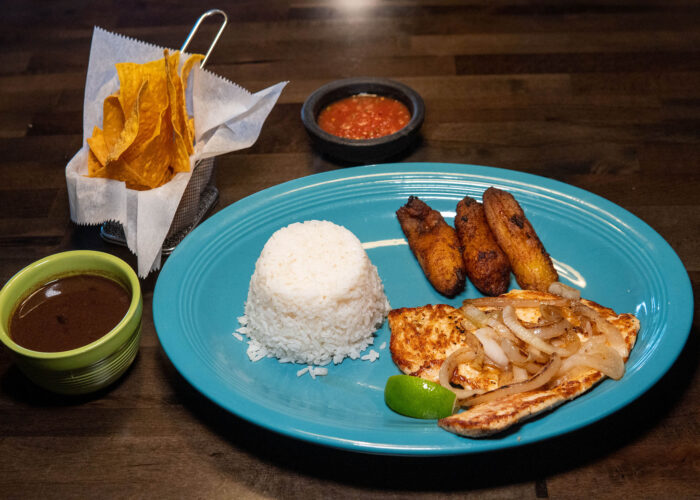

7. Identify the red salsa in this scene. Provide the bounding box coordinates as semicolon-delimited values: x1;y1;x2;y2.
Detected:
9;274;131;352
318;94;411;140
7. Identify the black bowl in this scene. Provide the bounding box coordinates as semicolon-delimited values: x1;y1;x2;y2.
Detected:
301;77;425;164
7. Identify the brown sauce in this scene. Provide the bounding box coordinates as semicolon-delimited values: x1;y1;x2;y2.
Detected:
9;274;131;352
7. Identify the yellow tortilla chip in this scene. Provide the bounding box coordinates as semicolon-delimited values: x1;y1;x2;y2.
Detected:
87;149;104;177
140;58;170;110
99;157;153;190
164;51;187;137
107;79;148;163
102;94;125;151
116;58;169;117
86;126;108;166
121;107;165;162
119;85;164;165
129;109;174;187
165;52;192;173
187;117;195;145
115;62;143;118
155;166;175;188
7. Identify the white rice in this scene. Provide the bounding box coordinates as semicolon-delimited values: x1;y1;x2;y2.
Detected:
242;220;390;366
361;349;380;362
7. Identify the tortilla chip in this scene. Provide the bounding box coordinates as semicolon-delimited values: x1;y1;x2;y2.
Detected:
102;94;125;152
165;51;192;173
87;148;104;177
107;79;148;163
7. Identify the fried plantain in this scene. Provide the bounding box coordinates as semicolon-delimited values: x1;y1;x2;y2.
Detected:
482;187;558;292
396;196;466;297
455;196;511;296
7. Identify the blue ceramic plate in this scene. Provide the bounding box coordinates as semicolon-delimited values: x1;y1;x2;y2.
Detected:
153;163;693;456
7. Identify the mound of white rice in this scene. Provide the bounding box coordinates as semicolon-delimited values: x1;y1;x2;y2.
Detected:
241;220;390;366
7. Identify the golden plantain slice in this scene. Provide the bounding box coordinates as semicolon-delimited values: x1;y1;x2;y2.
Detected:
482;187;557;292
396;196;466;298
455;196;511;296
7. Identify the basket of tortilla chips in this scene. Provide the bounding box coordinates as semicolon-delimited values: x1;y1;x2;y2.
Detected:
66;17;286;276
87;50;203;191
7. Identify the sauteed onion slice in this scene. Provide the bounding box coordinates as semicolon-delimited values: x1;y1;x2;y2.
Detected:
500;337;528;364
502;305;570;356
550;330;581;357
463;297;568;309
539;304;564;323
460;304;489;328
558;339;625;380
531;317;571;339
473;327;509;368
460;355;561;407
548;281;581;300
439;339;485;399
573;303;628;358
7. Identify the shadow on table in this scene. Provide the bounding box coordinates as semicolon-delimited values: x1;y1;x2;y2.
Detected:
316;135;425;169
159;322;697;493
0;353;139;407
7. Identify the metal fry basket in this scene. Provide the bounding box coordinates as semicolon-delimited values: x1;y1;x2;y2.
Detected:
100;156;219;254
100;9;228;254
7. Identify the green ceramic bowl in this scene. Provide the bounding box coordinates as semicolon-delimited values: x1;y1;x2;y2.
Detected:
0;251;142;395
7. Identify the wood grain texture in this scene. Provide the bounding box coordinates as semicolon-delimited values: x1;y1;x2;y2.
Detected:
0;1;698;498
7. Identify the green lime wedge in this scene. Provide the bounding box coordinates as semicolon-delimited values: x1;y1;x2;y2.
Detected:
384;375;456;419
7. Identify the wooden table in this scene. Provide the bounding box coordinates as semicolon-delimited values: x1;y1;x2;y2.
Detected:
1;1;697;497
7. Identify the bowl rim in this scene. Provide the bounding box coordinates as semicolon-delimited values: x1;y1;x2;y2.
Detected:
0;250;142;360
300;77;425;148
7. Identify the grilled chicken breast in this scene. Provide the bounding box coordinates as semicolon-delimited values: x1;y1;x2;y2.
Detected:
388;289;639;437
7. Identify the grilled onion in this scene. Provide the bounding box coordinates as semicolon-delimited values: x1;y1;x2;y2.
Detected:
531;318;571;339
550;329;581;357
460;304;489;328
539;304;565;323
524;361;544;374
473;327;509;368
548;281;581;300
528;347;549;363
460;355;562;407
574;303;628;358
486;317;519;343
463;297;568;309
558;340;625;380
502;305;570;356
580;316;594;336
500;337;528;364
439;341;485;399
512;365;529;383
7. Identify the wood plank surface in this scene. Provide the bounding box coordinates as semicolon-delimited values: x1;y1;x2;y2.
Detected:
0;1;698;498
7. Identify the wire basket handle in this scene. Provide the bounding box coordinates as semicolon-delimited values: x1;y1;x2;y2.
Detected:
180;9;228;68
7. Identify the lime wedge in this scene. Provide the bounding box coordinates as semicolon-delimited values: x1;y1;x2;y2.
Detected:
384;375;456;419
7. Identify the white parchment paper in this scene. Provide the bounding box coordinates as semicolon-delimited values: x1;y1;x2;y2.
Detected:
66;27;286;276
